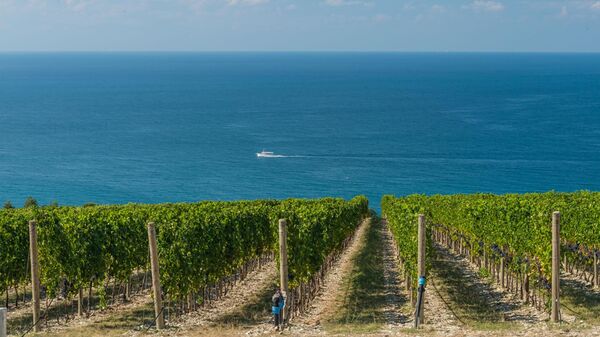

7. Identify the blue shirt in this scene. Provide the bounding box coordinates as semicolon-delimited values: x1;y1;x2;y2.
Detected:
272;297;285;314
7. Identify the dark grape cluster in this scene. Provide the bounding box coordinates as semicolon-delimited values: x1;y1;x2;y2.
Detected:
567;242;580;253
537;276;551;290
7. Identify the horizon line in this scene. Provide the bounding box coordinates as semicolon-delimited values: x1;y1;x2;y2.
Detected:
1;50;600;54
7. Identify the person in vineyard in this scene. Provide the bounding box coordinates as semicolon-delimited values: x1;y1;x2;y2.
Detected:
271;288;286;331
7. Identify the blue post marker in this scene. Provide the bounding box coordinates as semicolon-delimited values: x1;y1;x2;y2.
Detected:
415;214;427;328
414;276;426;328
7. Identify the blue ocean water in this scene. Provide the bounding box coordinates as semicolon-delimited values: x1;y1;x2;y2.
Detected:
1;52;600;209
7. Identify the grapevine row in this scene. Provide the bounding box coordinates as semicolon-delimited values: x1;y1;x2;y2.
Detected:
0;196;368;312
382;191;600;299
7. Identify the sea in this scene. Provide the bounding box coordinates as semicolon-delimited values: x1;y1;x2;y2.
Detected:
1;52;600;210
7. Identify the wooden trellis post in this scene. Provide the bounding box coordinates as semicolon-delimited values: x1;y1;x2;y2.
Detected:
551;211;561;323
594;251;598;289
78;288;84;316
29;220;41;332
0;307;7;337
147;222;165;330
417;214;426;324
278;219;289;322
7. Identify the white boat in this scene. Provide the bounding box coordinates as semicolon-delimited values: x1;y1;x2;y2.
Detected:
256;150;282;158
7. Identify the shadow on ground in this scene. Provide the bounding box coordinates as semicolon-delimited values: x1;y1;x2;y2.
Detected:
431;244;535;327
561;277;600;323
9;300;156;337
7;297;104;335
212;279;277;327
7;273;152;336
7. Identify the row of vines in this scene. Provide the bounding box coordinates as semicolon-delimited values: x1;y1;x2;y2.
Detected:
382;191;600;309
0;196;368;330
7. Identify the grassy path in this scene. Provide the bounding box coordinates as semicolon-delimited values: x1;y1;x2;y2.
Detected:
317;216;411;334
325;217;389;331
560;275;600;325
285;217;373;333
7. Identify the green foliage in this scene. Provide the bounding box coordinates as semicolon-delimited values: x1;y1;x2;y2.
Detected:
154;200;277;298
273;196;369;287
478;267;490;279
3;201;14;209
23;197;38;208
381;194;433;286
0;196;368;300
23;196;38;208
0;209;33;293
382;191;600;285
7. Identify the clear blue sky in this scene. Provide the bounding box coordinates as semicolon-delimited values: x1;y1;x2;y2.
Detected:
0;0;599;52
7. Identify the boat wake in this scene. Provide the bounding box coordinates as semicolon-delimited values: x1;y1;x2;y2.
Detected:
256;150;306;158
258;154;287;158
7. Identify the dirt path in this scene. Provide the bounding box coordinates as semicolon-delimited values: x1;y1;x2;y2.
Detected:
429;245;531;331
24;259;277;337
142;260;278;336
560;273;600;325
5;269;158;336
378;220;461;336
379;220;408;327
296;218;372;326
423;244;595;337
7;280;154;336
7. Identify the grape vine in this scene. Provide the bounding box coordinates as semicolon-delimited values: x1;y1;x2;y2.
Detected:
0;196;368;305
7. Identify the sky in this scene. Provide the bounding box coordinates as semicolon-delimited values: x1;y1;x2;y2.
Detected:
0;0;599;52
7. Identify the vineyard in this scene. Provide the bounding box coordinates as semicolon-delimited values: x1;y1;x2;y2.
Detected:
382;191;600;325
0;196;369;335
1;192;600;336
